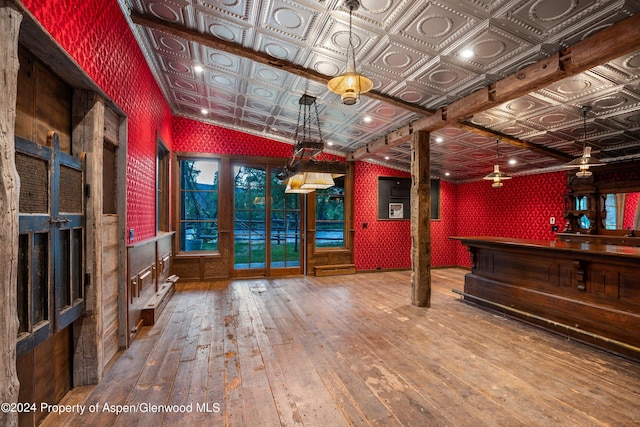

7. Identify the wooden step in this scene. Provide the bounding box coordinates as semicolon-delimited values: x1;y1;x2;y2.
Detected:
314;263;356;277
141;275;178;326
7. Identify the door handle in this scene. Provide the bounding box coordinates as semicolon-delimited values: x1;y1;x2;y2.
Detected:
49;216;70;225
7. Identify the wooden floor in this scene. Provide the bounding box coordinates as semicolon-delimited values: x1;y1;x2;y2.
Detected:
42;269;640;426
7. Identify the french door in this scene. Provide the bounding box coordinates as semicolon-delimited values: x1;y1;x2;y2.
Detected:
232;164;304;276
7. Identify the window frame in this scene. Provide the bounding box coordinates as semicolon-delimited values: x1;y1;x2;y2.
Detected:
177;156;221;253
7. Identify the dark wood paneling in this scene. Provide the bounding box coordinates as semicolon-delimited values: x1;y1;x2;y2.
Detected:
17;327;71;427
455;237;640;360
126;233;175;343
15;46;71;152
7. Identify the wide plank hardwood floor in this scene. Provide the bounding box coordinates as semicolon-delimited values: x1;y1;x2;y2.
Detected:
42;269;640;426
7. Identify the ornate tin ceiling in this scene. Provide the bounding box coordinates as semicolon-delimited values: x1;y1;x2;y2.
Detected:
120;0;640;181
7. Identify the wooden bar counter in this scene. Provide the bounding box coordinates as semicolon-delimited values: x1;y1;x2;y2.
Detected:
451;236;640;360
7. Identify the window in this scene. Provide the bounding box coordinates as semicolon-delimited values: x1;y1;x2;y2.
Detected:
179;158;219;252
605;193;617;229
156;140;170;231
315;177;345;248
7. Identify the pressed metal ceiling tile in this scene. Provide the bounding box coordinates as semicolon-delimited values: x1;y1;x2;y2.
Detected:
123;0;640;181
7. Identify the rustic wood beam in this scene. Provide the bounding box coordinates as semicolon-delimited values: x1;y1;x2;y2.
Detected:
0;2;22;426
129;11;434;117
494;53;563;102
444;87;498;123
410;130;431;307
456;122;574;163
567;13;640;72
71;90;105;385
348;112;446;161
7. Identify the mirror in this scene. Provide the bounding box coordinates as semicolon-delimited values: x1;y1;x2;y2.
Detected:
574;196;592;230
603;192;640;231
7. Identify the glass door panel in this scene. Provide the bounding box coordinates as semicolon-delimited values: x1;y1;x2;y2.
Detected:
270;171;302;269
233;165;267;270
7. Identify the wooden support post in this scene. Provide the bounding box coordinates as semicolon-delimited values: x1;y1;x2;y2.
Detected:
410;130;431;307
0;2;23;426
71;90;105;385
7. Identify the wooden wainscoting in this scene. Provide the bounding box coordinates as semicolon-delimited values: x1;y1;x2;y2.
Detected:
126;232;176;344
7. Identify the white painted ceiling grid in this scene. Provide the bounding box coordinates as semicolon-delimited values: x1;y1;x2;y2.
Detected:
122;0;640;181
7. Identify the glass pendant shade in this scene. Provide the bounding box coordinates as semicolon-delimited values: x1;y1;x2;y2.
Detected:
565;106;605;177
300;172;335;189
483;140;511;188
326;0;372;105
566;146;604;178
327;72;373;105
284;173;314;194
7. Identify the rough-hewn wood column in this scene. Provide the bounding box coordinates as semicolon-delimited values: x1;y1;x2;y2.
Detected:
0;2;23;426
72;90;105;385
410;130;431;307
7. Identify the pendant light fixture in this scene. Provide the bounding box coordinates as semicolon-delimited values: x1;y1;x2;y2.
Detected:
565;106;604;177
278;94;346;193
483;139;512;188
327;0;373;105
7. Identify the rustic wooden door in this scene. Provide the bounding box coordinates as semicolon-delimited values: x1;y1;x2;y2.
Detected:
16;132;85;352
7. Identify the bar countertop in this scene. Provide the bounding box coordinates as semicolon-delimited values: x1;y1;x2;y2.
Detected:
450;236;640;259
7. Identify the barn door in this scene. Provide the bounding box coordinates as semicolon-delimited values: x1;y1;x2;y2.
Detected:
15;132;85;356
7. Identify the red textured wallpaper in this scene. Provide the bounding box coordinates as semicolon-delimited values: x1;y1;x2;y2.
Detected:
433;180;458;267
22;0;173;243
20;0;569;264
354;163;411;270
353;163;459;270
453;171;566;266
173;116;293;158
623;192;640;230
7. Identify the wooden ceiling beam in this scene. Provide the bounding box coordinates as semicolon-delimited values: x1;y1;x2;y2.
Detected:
348;113;446;161
567;13;640;72
129;11;434;117
456;123;574;162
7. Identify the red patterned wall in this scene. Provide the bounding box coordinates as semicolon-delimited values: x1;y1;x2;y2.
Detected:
22;0;173;243
20;0;569;264
433;180;458;267
173;116;293;158
353;163;459;270
353;163;411;270
453;171;566;266
173;117;566;271
624;192;640;230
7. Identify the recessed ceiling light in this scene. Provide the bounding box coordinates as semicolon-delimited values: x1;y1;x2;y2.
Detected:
445;172;450;177
201;109;208;115
194;65;204;73
363;116;372;123
434;137;444;143
327;141;334;146
509;159;517;165
460;49;474;59
384;156;390;160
